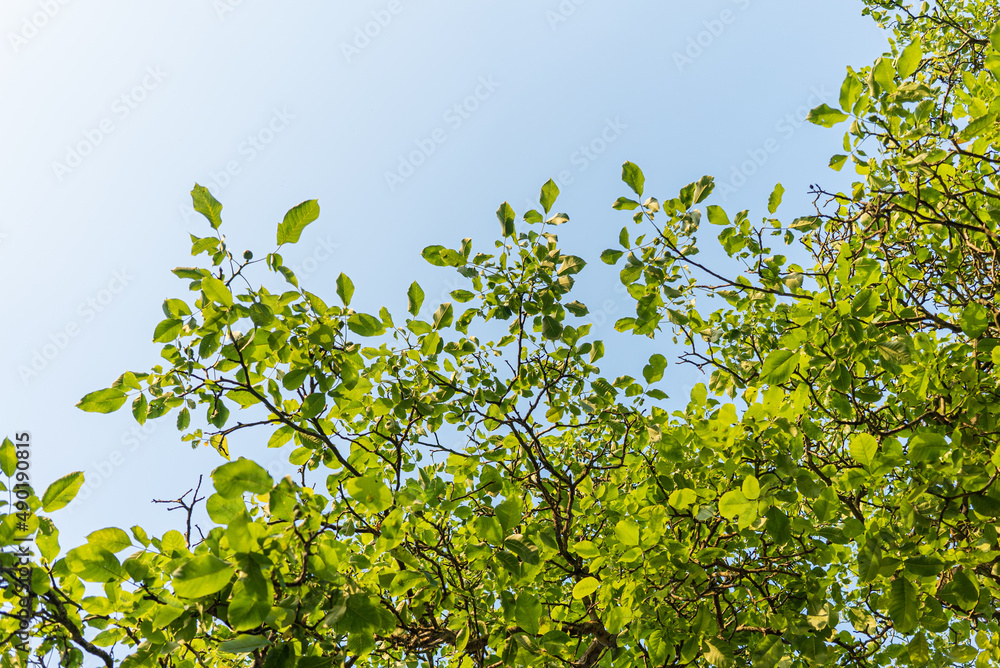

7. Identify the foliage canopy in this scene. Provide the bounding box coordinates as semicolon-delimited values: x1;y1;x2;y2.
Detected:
5;1;1000;666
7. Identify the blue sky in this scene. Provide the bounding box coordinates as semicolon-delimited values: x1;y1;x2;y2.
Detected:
0;1;887;550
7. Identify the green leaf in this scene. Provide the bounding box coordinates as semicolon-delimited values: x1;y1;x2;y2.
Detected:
495;496;522;534
191;184;223;229
390;571;429;596
718;490;754;520
614;317;636;333
432;303;454;330
907;633;930;666
201;276;233;308
829;154;848;171
691;175;714;204
887;577;918;634
407;282;425;316
206;493;246;524
991;19;1000;53
573;541;601;559
523;209;543;224
604;606;632;635
0;438;15;477
227;572;273;631
621;161;644;196
872;56;896;93
348;313;385;337
248;302;274;326
77;388;127;414
612;197;639;211
703;637;734;667
908;431;948;463
849;434;878;468
557;255;586;276
987;50;1000;80
767;184;784;214
472;516;503;544
904;556;945;577
806;104;849;128
152;318;183;343
42;472;85;511
741;475;760;500
790;216;820;231
282;368;309;391
421;245;447;267
172;555;236;599
151;604;185;631
515;592;542;635
64;544;124;582
760;350;799;385
706;205;730;226
345;476;393;512
615;519;640;546
765;508;791;545
191;235;219;255
896;40;922;78
506;537;540;565
539;179;559;214
336;593;394;635
601;249;624;264
162;298;192;318
851;288;880;318
300;393;326;420
572;577;600;600
336;273;355;306
172;266;205;280
960;302;990;338
276;264;298;287
497;202;516;237
755;635;788;667
219;635;272;654
668;488;697;511
642;354;667;384
948;569;980;611
276;200;320;245
959;113;997;142
840;68;863;111
86;528;131;553
212;458;274;499
971;493;1000;518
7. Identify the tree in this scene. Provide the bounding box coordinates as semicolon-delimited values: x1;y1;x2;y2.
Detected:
4;1;1000;666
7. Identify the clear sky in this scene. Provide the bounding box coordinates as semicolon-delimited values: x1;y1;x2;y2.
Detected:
0;1;888;552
